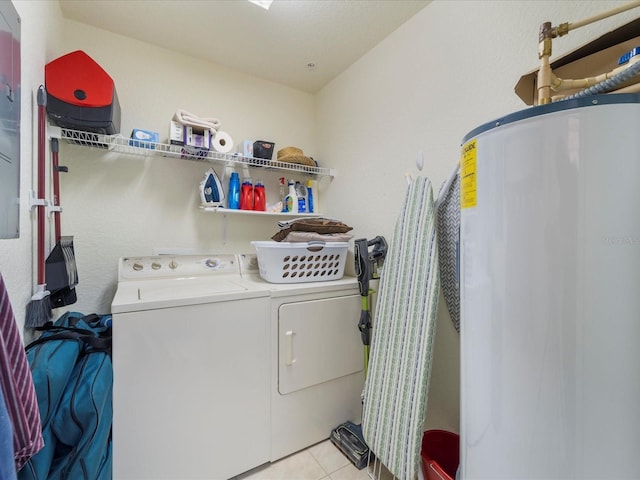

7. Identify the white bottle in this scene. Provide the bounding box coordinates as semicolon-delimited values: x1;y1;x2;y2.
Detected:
295;181;306;213
284;180;298;214
279;177;287;210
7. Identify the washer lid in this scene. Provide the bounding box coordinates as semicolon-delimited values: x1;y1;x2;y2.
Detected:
138;276;246;301
111;276;268;313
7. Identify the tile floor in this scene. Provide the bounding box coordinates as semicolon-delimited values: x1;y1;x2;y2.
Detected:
235;439;395;480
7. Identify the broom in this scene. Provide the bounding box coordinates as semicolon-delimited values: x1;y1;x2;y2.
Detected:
45;137;78;308
25;85;52;327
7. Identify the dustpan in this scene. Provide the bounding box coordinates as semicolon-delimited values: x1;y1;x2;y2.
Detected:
45;137;78;307
45;236;77;307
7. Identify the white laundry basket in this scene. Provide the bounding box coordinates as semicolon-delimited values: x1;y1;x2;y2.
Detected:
251;241;349;284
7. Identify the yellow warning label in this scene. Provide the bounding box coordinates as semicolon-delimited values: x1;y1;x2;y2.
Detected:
461;139;477;209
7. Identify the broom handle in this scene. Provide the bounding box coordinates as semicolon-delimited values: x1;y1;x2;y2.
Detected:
51;138;61;243
37;86;46;285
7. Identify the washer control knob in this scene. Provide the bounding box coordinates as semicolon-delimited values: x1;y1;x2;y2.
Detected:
249;257;259;268
151;262;161;270
205;258;219;269
132;262;143;271
169;260;178;270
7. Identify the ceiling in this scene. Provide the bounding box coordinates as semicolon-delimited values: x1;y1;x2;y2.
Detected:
58;0;430;93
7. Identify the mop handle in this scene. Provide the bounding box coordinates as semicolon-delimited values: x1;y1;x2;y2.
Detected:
51;138;61;243
37;86;46;284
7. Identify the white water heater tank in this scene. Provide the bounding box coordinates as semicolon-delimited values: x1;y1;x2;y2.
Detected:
460;93;640;479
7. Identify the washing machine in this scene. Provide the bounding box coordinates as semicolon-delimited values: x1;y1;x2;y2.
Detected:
237;253;365;461
110;254;271;480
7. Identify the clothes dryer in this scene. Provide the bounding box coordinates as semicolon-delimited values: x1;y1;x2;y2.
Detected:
238;253;365;461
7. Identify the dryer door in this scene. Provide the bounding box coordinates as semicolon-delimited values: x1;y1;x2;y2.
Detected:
278;294;363;395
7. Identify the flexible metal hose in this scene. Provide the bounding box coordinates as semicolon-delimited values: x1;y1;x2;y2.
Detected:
560;60;640;101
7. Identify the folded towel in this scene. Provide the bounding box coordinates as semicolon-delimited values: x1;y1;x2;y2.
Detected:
172;109;221;135
278;231;354;243
272;218;352;242
277;217;332;229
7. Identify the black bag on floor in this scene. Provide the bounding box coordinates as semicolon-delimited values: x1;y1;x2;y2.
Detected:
18;312;112;480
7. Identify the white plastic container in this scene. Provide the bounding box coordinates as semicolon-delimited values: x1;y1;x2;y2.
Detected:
251;241;348;284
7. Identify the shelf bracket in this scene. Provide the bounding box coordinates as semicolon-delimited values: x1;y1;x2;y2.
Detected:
47;124;62;141
47;204;62;217
29;190;48;210
221;212;228;244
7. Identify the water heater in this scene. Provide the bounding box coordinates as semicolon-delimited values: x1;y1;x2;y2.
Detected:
460;93;640;479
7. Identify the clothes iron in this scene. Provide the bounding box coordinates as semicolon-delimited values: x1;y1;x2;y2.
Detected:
199;168;225;207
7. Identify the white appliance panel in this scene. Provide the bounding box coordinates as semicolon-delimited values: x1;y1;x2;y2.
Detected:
278;295;363;395
136;277;246;301
461;98;640;479
113;298;270;480
269;287;364;461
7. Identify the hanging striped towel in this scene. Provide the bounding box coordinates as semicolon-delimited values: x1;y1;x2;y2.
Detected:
362;176;440;480
436;166;461;333
0;273;44;470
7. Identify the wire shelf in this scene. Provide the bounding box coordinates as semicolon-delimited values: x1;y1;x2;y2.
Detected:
59;128;336;178
198;205;322;217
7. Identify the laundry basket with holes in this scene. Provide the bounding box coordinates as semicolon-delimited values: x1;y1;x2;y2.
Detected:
251;241;349;284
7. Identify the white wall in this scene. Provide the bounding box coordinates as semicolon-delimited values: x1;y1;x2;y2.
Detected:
2;0;63;333
316;0;638;432
51;19;318;315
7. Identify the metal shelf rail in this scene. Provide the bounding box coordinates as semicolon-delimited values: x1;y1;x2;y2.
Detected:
58;128;336;178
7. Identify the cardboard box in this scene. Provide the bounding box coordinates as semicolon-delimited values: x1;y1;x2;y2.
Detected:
515;18;640;105
238;140;254;158
129;129;159;149
169;120;183;145
184;125;211;150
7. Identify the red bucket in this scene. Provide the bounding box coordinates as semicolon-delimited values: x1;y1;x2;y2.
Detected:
420;430;459;480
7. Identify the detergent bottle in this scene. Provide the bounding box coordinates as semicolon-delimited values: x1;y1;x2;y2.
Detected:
295;181;306;213
228;172;240;209
253;180;266;211
279;177;287;211
306;179;314;213
284;180;298;214
240;177;254;210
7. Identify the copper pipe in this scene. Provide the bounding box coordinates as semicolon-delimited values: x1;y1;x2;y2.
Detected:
564;1;640;33
536;1;640;105
537;22;554;105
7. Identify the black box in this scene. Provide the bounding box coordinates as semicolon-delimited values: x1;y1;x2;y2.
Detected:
253;140;274;160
